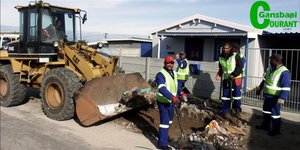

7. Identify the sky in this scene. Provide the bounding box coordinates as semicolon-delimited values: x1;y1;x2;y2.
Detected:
1;0;300;38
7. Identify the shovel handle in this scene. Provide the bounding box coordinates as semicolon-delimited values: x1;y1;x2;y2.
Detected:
174;105;185;137
229;78;233;109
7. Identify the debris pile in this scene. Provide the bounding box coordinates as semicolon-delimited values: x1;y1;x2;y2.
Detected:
121;87;156;106
178;98;248;150
114;92;250;150
187;119;247;149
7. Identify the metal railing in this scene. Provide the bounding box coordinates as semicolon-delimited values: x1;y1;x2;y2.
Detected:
241;48;300;113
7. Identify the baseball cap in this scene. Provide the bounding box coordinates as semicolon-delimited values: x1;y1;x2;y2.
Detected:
164;56;175;63
179;51;186;55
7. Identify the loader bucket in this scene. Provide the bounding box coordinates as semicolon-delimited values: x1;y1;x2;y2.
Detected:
75;73;155;126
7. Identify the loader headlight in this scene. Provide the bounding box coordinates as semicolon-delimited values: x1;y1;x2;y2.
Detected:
53;41;59;48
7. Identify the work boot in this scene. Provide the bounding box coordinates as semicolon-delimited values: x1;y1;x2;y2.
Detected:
230;109;236;117
270;118;281;136
236;109;241;119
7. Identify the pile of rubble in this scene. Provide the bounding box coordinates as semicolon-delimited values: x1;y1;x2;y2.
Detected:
187;120;247;149
179;97;249;150
114;89;250;150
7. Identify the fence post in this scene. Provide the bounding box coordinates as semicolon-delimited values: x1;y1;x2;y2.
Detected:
243;38;249;94
118;55;123;68
145;57;150;81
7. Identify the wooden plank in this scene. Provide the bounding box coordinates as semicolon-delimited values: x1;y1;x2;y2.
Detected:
222;124;245;135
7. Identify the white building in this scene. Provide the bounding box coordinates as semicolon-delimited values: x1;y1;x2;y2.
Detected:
150;14;265;80
151;14;262;60
88;37;152;57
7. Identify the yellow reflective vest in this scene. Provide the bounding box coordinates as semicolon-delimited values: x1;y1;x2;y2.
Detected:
177;59;189;80
156;68;178;103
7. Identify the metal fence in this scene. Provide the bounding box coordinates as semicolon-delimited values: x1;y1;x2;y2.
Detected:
241;48;300;113
118;48;300;113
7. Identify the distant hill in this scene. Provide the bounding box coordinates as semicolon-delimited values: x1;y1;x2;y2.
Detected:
1;25;148;42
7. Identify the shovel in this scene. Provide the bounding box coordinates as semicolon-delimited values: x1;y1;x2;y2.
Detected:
174;104;192;149
175;104;185;139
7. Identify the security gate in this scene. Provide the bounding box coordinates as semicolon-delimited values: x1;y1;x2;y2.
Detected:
241;48;300;113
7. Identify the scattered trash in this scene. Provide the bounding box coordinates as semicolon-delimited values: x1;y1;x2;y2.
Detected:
114;94;249;150
176;96;248;149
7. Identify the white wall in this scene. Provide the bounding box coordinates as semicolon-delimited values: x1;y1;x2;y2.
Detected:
99;43;141;57
151;35;185;58
244;36;265;90
151;35;159;58
119;56;221;100
160;37;185;57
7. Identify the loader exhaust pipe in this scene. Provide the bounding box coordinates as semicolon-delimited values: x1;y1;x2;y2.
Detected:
75;73;155;126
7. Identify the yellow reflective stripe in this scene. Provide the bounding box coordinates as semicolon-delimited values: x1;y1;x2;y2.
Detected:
158;84;166;89
263;111;272;114
271;115;281;119
159;124;169;128
281;87;291;91
221;97;230;100
266;85;291;91
158;92;176;98
177;72;189;75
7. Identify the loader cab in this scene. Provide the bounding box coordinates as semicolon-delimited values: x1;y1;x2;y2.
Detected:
14;2;86;61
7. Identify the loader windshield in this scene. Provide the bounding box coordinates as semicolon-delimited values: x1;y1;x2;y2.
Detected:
41;8;75;43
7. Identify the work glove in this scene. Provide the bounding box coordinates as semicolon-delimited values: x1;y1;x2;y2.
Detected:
256;87;262;95
278;99;285;105
180;92;188;102
171;96;180;104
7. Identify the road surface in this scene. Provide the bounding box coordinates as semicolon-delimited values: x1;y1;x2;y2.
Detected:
0;98;157;150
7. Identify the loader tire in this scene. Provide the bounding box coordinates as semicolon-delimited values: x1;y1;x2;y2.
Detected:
0;64;27;106
41;68;82;121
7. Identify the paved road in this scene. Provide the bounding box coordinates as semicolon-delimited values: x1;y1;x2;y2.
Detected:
0;98;157;150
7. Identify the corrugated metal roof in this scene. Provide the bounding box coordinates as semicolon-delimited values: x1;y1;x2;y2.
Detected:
261;32;300;37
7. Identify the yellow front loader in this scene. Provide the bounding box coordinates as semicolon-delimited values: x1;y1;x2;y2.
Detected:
0;1;152;126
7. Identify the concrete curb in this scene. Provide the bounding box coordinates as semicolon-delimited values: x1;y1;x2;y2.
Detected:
242;105;300;123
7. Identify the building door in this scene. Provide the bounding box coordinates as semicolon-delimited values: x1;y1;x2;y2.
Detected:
185;38;204;61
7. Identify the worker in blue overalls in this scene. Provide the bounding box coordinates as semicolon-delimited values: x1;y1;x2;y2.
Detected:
155;55;187;150
231;43;246;118
215;43;243;119
176;51;190;94
256;53;291;136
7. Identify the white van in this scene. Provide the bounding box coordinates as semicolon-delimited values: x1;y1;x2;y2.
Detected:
0;33;19;49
